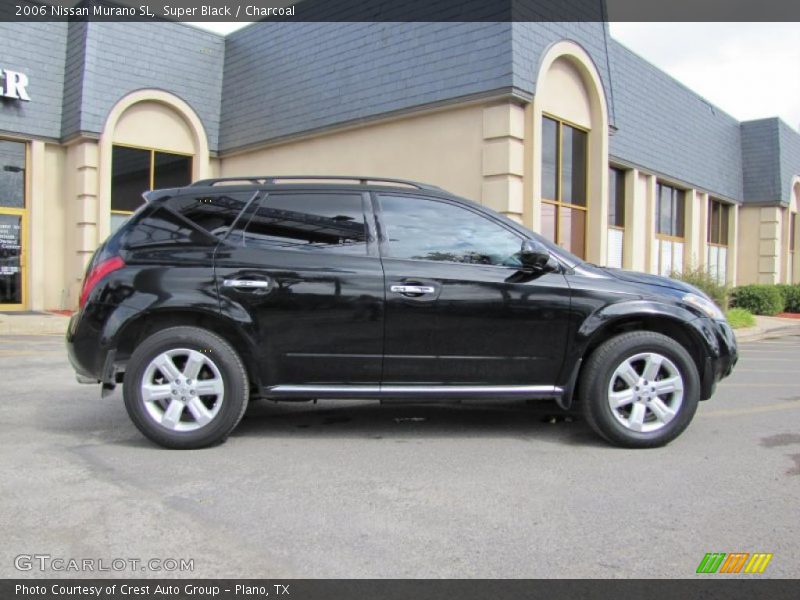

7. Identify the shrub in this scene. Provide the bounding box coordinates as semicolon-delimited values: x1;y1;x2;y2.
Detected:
670;266;730;310
725;308;756;329
776;284;800;313
732;284;785;316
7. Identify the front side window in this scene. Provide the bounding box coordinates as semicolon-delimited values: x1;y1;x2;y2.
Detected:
229;193;369;255
111;145;192;231
378;195;522;267
541;116;588;258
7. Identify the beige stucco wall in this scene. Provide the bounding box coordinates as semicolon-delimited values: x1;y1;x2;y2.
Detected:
113;101;196;154
42;143;68;309
221;104;486;204
736;206;761;284
737;204;788;285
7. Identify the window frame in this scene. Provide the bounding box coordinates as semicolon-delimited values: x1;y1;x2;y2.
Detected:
655;182;686;242
707;198;730;248
541;114;590;258
372;191;525;270
111;142;193;220
789;211;796;253
607;166;626;230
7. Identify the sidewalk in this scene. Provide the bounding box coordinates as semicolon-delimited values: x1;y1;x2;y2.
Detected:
734;315;800;342
0;312;71;336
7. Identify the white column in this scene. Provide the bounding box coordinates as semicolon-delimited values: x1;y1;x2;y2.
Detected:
27;140;46;311
481;103;526;224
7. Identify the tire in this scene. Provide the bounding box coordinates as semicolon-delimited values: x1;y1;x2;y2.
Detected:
123;326;249;449
577;331;700;448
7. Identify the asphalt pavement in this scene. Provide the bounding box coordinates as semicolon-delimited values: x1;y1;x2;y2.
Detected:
0;333;798;578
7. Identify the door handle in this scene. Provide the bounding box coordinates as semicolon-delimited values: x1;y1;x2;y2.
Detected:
222;278;271;289
390;285;435;295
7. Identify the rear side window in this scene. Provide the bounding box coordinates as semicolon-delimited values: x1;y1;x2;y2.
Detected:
227;193;369;255
121;192;256;248
378;194;523;266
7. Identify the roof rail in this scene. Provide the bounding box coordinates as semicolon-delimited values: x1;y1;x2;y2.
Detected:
189;175;442;191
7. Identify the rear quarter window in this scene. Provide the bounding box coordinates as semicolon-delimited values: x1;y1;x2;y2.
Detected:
120;191;257;249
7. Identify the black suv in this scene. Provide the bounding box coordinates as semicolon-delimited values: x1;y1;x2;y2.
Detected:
67;176;737;449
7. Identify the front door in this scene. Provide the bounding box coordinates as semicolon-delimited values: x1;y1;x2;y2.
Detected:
0;139;27;310
376;193;572;386
215;190;385;388
0;210;25;309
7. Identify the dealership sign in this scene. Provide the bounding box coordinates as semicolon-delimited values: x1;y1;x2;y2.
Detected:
0;69;30;102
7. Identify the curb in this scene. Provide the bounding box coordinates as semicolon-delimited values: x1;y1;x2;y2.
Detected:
735;324;800;343
0;315;71;337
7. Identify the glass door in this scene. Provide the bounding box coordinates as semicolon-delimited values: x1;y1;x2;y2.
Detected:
0;139;27;310
0;209;25;309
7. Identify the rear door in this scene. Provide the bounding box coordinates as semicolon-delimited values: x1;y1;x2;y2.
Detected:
375;193;572;386
214;190;385;388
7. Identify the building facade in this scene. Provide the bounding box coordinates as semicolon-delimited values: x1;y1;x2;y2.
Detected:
0;20;798;311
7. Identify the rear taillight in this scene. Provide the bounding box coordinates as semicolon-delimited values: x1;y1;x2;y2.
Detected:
79;256;125;309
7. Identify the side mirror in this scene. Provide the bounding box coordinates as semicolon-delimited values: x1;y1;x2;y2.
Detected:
519;239;553;271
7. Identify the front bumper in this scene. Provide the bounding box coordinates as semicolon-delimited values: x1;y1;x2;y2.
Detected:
698;317;738;400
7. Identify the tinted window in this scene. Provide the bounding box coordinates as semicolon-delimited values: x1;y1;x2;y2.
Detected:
122;192;255;248
378;195;522;267
561;125;587;206
154;152;192;190
542;117;559;201
229;193;368;255
112;146;193;215
656;183;685;238
608;167;625;227
0;140;26;209
111;146;150;213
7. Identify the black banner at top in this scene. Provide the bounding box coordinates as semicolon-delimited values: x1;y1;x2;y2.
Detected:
2;0;800;22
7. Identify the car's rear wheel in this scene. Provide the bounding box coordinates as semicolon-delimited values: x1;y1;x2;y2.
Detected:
578;331;700;448
123;326;249;449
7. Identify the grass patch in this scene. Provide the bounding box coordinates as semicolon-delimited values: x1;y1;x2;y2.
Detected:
726;307;756;329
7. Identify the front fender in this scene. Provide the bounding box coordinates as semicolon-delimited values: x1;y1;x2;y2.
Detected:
558;300;720;409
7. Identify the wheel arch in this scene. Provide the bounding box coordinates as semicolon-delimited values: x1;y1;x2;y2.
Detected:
561;309;713;409
111;308;262;390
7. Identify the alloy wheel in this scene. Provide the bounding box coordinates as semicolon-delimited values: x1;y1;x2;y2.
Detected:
607;351;684;433
140;348;225;432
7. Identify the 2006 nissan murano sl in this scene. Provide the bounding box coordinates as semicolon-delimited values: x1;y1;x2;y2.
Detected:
67;176;738;449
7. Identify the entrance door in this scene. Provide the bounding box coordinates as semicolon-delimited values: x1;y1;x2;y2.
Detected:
0;209;25;309
0;139;27;310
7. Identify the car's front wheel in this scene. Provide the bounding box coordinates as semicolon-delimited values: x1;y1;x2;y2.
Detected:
123;326;249;449
578;331;700;448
